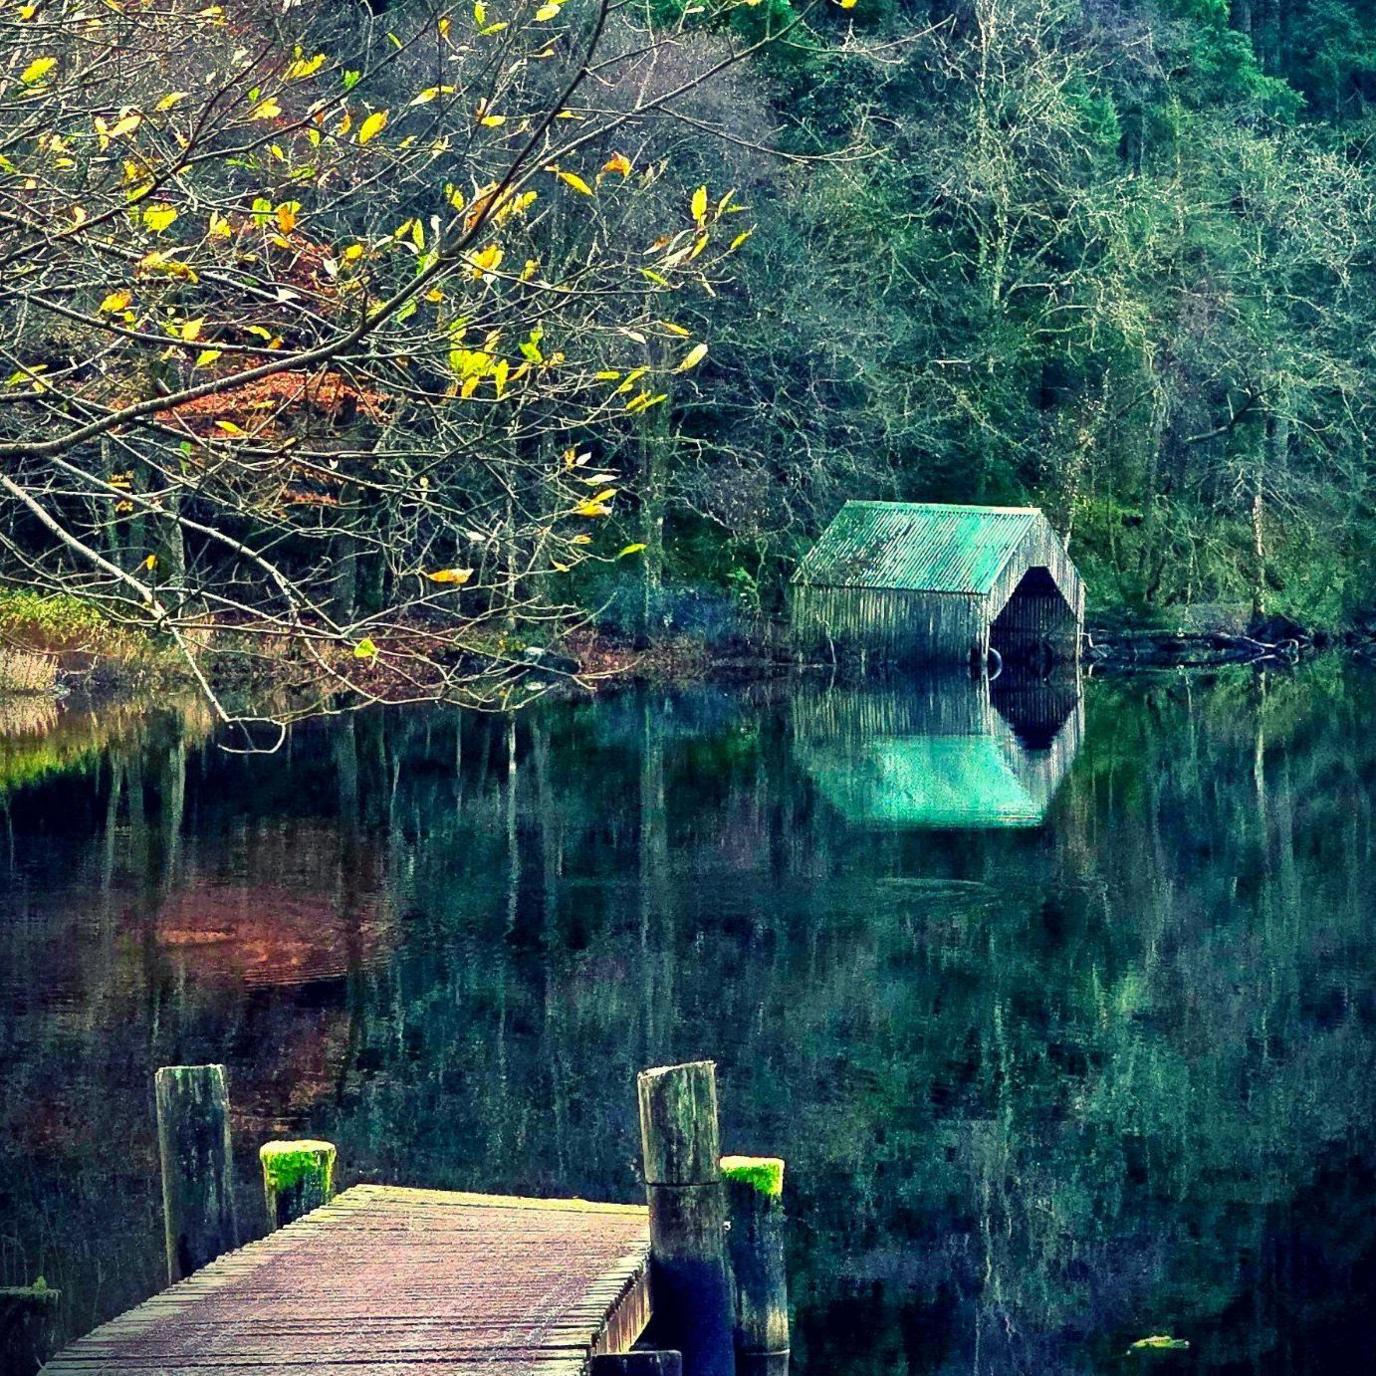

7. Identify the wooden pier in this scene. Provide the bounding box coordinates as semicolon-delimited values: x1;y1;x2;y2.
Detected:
42;1185;652;1375
37;1060;787;1376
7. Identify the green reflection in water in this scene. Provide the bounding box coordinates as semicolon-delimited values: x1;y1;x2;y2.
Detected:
0;665;1373;1374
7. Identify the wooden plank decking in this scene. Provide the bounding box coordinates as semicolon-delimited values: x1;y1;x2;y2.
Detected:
43;1184;652;1375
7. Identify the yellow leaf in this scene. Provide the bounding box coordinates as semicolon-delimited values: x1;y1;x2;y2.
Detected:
677;342;708;372
555;169;593;196
425;567;474;585
729;227;754;252
286;52;326;80
659;321;691;337
520;258;539;281
342;243;364;260
275;200;300;233
838;0;857;8
214;419;246;437
691;184;708;223
142;554;159;571
602;152;632;178
439;16;452;38
138;252;197;281
573;501;612;517
209;211;233;239
107;113;141;139
570;533;593;545
353;637;379;660
357;110;388;144
468;244;503;279
618;543;647;557
473;0;486;22
142;204;178;232
194;348;222;367
479;112;506;127
180;317;204;341
20;56;57;85
252;98;282;120
535;2;561;17
100;290;132;313
156;92;188;111
412;87;440;105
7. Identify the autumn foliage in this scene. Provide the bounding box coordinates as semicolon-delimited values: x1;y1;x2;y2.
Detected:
0;0;771;717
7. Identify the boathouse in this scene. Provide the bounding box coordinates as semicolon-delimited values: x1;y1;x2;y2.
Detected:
791;501;1084;666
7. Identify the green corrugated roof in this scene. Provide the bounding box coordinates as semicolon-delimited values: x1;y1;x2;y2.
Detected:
793;501;1040;594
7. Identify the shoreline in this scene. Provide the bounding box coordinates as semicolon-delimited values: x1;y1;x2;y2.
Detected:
4;616;1372;723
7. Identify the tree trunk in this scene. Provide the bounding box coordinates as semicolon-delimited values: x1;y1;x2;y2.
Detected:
1252;406;1289;622
637;393;669;651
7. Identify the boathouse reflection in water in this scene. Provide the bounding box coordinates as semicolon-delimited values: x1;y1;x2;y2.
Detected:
792;674;1082;829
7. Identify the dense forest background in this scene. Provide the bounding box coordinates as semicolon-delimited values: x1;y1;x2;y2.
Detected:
7;0;1376;690
622;0;1376;635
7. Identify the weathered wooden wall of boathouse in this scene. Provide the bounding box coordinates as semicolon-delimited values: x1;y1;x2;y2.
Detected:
791;501;1083;666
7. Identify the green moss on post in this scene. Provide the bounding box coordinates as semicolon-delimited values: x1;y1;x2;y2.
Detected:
260;1140;337;1230
719;1156;784;1199
0;1279;60;1376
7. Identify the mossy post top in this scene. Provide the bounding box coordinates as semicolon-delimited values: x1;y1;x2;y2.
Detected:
260;1141;336;1191
719;1155;785;1199
0;1278;60;1305
260;1140;337;1231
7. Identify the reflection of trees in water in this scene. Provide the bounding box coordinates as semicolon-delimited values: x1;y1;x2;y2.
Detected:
2;668;1375;1372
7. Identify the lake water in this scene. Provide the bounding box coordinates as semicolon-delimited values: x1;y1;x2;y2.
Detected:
1;666;1374;1374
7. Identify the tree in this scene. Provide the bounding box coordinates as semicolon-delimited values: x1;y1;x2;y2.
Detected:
0;0;789;723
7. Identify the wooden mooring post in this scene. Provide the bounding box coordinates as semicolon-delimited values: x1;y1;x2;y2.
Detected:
261;1140;337;1230
721;1157;790;1376
0;1279;60;1376
638;1061;736;1376
154;1065;238;1283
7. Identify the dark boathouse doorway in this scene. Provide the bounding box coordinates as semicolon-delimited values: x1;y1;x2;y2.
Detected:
990;565;1078;668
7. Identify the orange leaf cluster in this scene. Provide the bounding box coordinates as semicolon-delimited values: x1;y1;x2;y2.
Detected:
156;369;388;435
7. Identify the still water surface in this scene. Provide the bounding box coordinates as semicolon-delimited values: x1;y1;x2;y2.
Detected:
1;667;1373;1374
